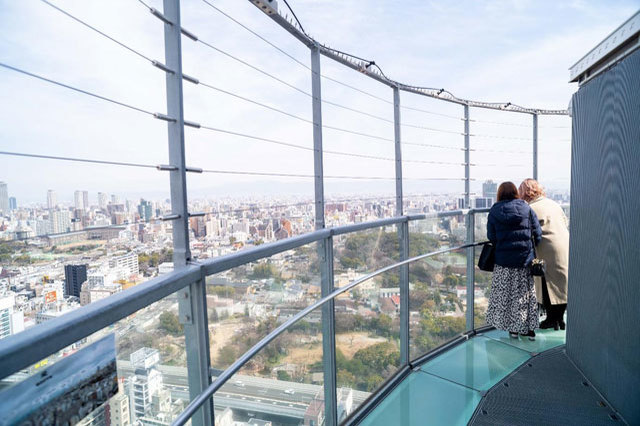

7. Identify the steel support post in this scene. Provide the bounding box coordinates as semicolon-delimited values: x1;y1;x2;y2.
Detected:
311;43;337;426
393;87;403;216
464;104;471;209
533;113;539;180
399;220;410;363
465;211;475;331
393;87;410;364
162;1;212;425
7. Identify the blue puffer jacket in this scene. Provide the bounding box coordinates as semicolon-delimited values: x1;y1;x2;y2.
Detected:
487;199;542;268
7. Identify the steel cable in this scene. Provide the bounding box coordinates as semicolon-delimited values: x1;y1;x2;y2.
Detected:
0;151;158;169
40;0;154;64
0;63;156;117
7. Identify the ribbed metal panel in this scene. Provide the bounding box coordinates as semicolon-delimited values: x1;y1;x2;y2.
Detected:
567;47;640;425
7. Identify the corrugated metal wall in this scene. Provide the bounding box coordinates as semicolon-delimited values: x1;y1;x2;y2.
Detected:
567;47;640;424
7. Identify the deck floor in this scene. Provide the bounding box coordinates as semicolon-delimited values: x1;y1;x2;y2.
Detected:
469;347;620;425
359;328;574;425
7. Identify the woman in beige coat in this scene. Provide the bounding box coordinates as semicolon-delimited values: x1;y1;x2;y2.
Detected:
519;179;569;330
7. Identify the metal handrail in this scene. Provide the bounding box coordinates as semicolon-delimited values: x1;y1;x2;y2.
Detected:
173;240;487;426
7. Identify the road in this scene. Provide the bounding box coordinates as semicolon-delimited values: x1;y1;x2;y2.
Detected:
117;361;370;420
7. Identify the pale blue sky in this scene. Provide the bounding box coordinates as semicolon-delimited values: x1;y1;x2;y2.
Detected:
0;0;637;204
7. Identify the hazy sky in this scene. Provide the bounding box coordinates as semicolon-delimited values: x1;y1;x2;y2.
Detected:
0;0;637;204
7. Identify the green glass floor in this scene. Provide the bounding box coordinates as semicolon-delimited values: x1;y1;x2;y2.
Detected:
359;330;566;425
480;328;566;354
421;336;530;391
359;371;482;426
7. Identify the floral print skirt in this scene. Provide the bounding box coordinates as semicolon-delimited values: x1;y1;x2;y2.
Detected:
486;264;539;334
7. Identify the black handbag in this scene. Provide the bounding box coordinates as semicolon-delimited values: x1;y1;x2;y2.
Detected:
478;242;495;272
529;210;546;277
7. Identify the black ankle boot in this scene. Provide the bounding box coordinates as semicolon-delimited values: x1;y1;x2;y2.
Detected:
558;320;566;330
539;318;559;330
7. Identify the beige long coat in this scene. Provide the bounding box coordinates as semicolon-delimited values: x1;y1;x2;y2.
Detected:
529;197;569;305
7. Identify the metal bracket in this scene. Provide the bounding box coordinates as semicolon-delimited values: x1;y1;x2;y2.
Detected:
182;73;200;84
179;286;194;324
150;7;173;25
154;112;176;122
180;27;198;41
152;60;175;74
156;164;179;171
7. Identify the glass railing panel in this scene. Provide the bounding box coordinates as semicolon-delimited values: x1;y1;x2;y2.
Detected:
473;212;489;243
473;211;490;328
408;215;468;360
408;249;468;361
334;275;401;420
333;224;400;288
0;289;192;426
210;305;325;426
208;242;321;373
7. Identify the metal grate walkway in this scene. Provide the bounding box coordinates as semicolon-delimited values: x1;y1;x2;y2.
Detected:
469;346;622;426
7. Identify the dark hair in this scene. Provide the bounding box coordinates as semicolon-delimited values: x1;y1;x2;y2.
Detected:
497;181;519;201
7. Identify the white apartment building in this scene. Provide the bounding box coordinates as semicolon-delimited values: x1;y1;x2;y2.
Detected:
109;252;139;278
0;295;24;339
109;392;131;426
128;348;163;423
50;209;71;234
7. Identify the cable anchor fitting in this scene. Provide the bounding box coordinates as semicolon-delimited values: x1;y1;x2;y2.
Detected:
180;27;198;42
154;113;176;122
152;60;175;74
150;8;173;25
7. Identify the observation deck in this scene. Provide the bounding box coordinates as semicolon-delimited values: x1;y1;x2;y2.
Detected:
0;2;638;426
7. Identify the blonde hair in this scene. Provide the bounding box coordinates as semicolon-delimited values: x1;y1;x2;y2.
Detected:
519;179;545;203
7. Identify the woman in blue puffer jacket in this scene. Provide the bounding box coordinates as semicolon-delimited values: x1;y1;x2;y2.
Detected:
486;181;542;340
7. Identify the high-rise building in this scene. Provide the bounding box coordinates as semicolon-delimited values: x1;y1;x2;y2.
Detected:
74;190;83;211
111;194;119;204
482;180;498;203
0;182;9;214
8;197;17;211
474;197;493;209
138;199;152;222
47;189;57;210
50;209;71;234
83;190;89;211
98;192;108;210
64;264;88;298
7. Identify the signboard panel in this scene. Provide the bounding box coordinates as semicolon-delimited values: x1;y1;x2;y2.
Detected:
44;291;57;303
